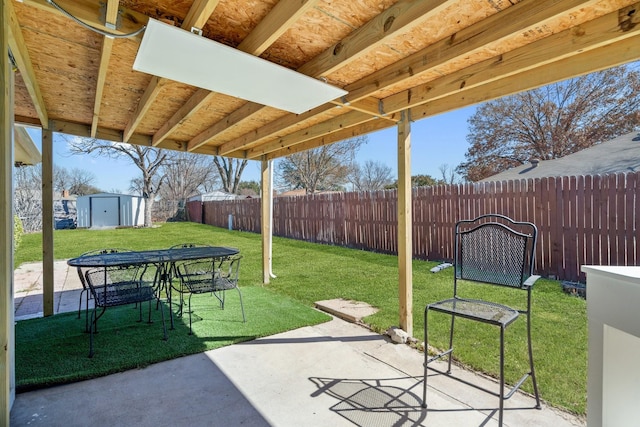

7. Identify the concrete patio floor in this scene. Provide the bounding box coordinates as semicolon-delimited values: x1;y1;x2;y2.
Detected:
10;261;586;426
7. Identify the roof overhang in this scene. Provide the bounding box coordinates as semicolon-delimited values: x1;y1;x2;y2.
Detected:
14;125;41;167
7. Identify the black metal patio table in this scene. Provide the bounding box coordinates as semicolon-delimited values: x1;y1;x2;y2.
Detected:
68;246;241;329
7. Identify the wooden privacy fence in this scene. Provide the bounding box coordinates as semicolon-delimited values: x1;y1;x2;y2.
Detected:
187;172;640;283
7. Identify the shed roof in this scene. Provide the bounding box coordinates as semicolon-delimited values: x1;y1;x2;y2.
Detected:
10;0;640;160
480;131;640;181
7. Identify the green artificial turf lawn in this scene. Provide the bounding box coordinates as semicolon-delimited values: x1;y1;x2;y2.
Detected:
15;286;330;391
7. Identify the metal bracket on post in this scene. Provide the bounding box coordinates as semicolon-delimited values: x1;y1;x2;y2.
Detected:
191;27;203;36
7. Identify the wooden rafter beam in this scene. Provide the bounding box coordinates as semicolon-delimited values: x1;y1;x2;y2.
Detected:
217;0;602;157
245;110;390;159
265;117;391;160
181;0;321;151
90;0;119;137
189;0;445;153
21;0;148;37
297;0;449;77
123;0;221;143
381;6;640;115
262;32;640;161
218;103;336;155
410;33;640;121
183;0;220;30
8;0;48;127
342;0;605;104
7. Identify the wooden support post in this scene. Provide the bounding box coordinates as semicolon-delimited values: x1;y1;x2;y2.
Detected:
260;159;273;284
1;0;15;417
397;110;413;336
42;127;54;316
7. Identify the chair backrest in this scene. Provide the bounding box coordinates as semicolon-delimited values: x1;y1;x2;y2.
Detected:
77;248;132;289
215;255;241;283
454;214;537;289
84;263;150;306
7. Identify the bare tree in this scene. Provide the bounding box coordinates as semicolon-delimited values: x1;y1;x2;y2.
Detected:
349;160;393;191
14;164;42;232
53;166;71;194
438;164;459;185
68;168;100;196
68;138;167;227
156;152;220;220
277;136;367;193
457;65;640;181
213;157;248;194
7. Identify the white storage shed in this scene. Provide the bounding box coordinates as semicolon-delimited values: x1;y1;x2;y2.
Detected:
76;193;145;228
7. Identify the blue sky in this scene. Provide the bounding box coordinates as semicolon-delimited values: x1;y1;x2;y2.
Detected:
26;105;475;193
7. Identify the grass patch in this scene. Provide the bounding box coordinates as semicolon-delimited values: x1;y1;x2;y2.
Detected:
15;222;588;414
15;286;329;391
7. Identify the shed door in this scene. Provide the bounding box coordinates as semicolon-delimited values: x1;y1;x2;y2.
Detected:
91;197;119;227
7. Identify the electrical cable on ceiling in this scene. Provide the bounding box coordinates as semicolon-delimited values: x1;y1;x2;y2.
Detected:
47;0;146;39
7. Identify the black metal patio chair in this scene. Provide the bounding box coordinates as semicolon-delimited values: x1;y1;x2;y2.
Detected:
422;214;541;426
84;262;167;357
76;248;132;332
174;254;245;335
167;243;210;315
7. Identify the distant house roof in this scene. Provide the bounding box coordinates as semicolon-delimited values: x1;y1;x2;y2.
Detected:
188;191;244;202
481;131;640;182
276;189;341;197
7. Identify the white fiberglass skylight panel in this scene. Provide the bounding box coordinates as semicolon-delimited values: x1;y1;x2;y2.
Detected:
133;19;347;114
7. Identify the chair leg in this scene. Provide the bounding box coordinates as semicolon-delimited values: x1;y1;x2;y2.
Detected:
188;294;193;335
447;314;456;373
88;308;97;358
84;291;90;333
236;287;246;323
499;326;505;426
157;297;167;341
78;288;85;319
527;312;541;409
422;305;429;408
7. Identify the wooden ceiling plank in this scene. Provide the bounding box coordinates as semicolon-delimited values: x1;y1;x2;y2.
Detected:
21;0;148;37
123;0;220;142
152;88;215;146
196;0;449;153
245;110;374;159
410;34;640;123
382;6;640;114
8;0;48;127
186;101;265;151
297;0;449;77
220;0;601;156
90;0;120;138
344;0;604;104
183;0;221;30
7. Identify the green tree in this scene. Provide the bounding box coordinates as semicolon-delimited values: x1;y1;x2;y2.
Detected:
457;65;640;181
385;174;438;189
238;180;260;196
